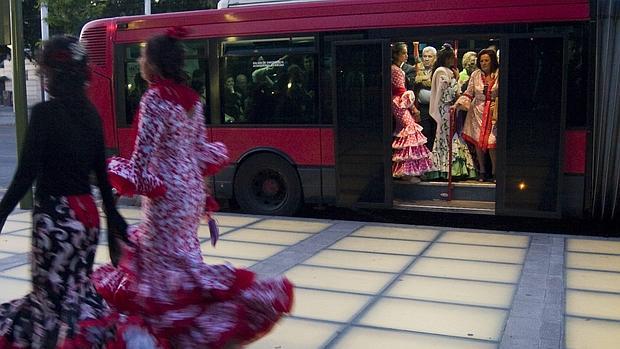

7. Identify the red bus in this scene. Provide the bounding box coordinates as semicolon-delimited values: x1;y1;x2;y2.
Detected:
80;0;597;219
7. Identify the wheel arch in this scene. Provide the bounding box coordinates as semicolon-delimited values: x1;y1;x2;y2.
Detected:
232;147;305;204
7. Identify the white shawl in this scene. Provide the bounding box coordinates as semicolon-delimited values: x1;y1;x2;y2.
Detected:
429;66;453;129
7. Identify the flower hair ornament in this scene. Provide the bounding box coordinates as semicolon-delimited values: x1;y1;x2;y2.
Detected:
48;41;87;64
69;42;87;62
165;26;189;39
441;43;453;50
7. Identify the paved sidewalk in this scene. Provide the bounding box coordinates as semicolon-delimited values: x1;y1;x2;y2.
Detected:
1;207;619;348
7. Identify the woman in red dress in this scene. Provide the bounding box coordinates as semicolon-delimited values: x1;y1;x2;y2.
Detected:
92;30;294;349
391;42;435;181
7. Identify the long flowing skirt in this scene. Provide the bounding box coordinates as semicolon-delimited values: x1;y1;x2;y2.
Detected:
391;98;435;177
0;194;155;349
425;104;477;180
93;157;294;348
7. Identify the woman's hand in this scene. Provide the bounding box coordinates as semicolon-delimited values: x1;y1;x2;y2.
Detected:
106;210;132;267
451;67;460;79
412;106;421;122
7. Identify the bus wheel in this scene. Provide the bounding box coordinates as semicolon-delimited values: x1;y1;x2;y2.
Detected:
234;153;302;216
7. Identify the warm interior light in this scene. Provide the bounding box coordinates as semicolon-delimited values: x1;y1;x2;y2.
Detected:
518;182;527;190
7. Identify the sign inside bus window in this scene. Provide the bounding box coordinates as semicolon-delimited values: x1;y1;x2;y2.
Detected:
252;60;285;68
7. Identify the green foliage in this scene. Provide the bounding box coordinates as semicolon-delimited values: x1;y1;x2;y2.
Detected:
152;0;218;13
39;0;108;36
34;0;219;37
24;0;42;55
19;0;219;60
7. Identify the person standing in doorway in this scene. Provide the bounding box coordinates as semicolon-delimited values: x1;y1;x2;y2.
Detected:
414;45;437;150
455;48;500;182
391;42;435;182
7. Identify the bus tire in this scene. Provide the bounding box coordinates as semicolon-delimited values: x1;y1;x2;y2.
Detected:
234;153;302;216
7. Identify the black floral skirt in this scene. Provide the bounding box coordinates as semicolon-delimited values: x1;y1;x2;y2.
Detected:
0;194;156;349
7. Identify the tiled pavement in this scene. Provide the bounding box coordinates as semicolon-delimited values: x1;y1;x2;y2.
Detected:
1;207;619;348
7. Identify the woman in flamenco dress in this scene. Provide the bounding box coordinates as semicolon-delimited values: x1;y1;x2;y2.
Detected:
0;35;156;349
390;42;435;182
92;29;294;349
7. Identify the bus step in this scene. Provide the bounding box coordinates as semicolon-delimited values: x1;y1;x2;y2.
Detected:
393;199;496;215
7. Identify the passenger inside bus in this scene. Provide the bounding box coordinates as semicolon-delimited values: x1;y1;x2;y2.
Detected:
393;40;500;184
274;64;314;123
189;68;209;118
426;44;477;181
414;45;437;150
223;75;244;122
126;72;147;125
235;73;249;109
390;42;435;182
223;52;317;124
455;48;500;182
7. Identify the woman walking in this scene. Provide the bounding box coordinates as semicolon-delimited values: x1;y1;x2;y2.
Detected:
0;35;153;348
92;29;293;349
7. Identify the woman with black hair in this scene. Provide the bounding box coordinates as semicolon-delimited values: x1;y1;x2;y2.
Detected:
454;48;500;182
92;29;293;349
426;44;477;180
0;35;154;348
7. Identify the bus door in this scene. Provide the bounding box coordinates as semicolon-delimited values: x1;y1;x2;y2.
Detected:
332;40;392;208
496;35;566;218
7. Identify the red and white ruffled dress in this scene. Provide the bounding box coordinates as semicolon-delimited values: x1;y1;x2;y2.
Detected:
91;80;294;349
391;65;435;177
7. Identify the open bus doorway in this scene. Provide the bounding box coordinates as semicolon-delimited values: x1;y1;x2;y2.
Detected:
389;38;501;214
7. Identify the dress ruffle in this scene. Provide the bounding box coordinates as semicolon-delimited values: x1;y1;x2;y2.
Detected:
0;311;160;349
197;141;229;177
390;65;435;178
392;157;435;178
392;145;434;162
391;126;435;177
107;157;166;199
92;228;294;349
392;124;428;149
425;135;477;180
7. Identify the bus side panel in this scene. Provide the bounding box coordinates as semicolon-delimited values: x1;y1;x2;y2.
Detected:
211;128;322;165
87;69;116;151
321;128;336;203
211;127;323;202
562;130;587;217
564;130;587;174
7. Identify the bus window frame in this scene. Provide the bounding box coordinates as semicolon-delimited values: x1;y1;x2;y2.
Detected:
216;34;322;126
113;43;130;129
495;32;569;218
113;39;210;129
331;38;393;208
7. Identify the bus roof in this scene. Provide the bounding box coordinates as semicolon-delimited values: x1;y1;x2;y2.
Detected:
217;0;328;9
82;0;590;45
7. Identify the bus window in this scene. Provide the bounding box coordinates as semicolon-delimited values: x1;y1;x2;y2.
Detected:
122;44;144;127
220;37;318;124
119;41;209;128
183;41;210;123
